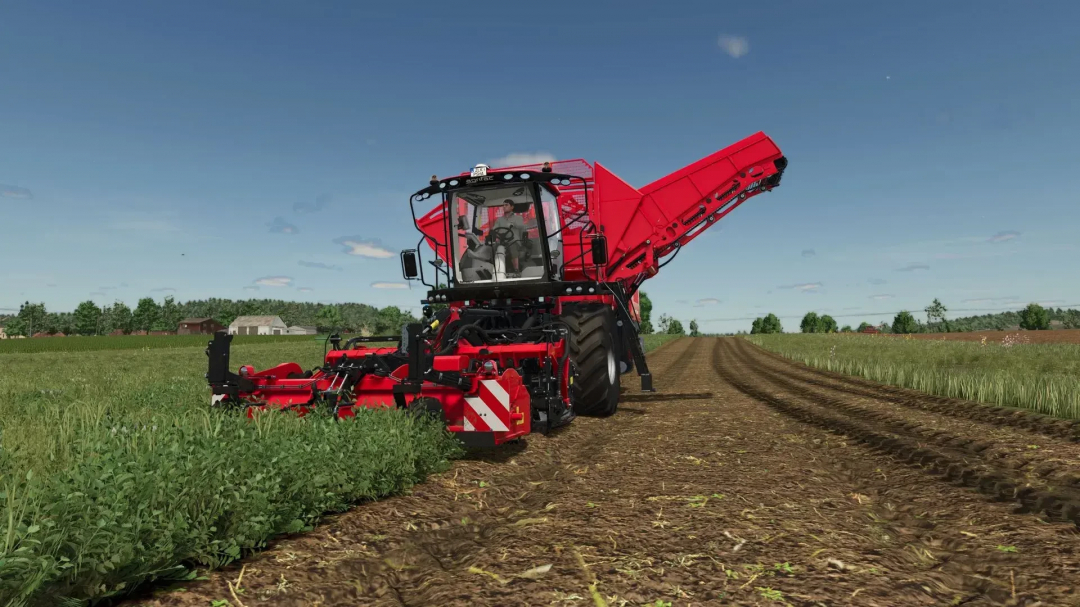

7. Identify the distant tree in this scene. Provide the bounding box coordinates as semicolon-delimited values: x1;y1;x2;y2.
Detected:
657;313;671;334
751;318;763;334
73;300;103;336
4;316;27;337
840;325;853;333
925;298;949;332
689;319;700;337
817;315;838;333
760;313;783;334
638;291;654;335
14;302;47;337
316;304;344;332
892;310;919;334
154;296;183;332
132;297;161;332
856;322;872;332
374;306;413;334
1018;303;1050;330
108;301;133;334
800;312;820;333
666;318;685;336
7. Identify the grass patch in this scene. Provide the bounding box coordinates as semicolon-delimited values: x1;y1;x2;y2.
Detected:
643;334;684;352
0;333;328;355
744;334;1080;419
0;341;460;606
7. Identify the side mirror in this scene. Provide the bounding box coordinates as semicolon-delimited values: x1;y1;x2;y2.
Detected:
589;235;608;266
400;250;419;279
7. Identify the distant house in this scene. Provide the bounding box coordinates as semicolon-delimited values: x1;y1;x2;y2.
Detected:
229;315;288;336
177;317;226;335
859;326;880;334
286;325;317;335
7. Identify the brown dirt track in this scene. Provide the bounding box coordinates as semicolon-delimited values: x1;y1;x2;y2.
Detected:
124;338;1080;607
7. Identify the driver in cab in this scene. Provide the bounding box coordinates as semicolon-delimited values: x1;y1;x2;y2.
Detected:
492;199;527;274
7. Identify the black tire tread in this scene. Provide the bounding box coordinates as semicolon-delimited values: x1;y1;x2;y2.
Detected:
563;304;619;417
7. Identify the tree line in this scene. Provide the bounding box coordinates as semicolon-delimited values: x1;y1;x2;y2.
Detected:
1;297;419;337
746;299;1077;335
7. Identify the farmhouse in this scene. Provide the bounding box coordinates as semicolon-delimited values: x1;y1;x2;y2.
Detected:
177;317;226;335
286;325;317;335
229;315;288;336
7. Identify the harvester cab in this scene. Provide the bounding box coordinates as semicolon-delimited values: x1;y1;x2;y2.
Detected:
206;132;787;448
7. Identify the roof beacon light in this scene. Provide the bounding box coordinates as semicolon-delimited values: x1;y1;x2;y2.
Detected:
429;174;439;186
541;161;552;173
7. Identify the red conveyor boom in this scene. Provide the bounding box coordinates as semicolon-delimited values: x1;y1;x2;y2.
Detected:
592;131;786;282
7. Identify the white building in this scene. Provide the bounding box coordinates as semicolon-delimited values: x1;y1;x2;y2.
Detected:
286;325;317;335
228;315;288;336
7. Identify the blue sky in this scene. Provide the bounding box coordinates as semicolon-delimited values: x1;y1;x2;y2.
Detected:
2;1;1079;333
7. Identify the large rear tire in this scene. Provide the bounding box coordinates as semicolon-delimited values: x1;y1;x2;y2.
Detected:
563;304;620;417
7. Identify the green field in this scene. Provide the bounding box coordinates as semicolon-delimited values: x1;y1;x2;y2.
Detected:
745;333;1080;420
0;333;328;354
0;333;678;606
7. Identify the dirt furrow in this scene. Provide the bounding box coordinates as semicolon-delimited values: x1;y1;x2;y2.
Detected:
729;339;1080;495
742;338;1080;441
715;338;1080;527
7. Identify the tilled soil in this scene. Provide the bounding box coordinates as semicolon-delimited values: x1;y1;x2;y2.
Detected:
124;338;1080;607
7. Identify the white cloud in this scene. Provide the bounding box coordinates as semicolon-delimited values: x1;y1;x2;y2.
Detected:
254;276;292;287
779;282;822;292
371;282;408;289
243;286;260;292
297;287;313;293
869;294;894;300
695;298;721;307
299;260;343;271
895;263;930;272
334;236;395;258
0;184;33;199
150;287;176;293
988;230;1020;243
268;217;299;234
294;194;331;214
489;152;557;168
717;35;749;58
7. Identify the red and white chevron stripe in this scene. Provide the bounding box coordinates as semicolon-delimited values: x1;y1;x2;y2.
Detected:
463;379;511;432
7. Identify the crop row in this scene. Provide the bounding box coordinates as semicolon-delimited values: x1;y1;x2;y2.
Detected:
744;333;1080;419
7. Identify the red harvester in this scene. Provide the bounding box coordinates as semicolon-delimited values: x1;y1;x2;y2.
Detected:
206;132;787;447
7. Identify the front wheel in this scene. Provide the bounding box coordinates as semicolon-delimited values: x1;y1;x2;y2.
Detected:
562;304;620;417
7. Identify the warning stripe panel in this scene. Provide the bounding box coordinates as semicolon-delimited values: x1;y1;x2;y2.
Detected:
478;379;511;427
464;396;509;432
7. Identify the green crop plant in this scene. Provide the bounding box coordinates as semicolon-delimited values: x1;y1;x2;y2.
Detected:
744;334;1080;420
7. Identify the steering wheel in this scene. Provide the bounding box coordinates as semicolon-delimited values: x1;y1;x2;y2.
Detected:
488;226;516;246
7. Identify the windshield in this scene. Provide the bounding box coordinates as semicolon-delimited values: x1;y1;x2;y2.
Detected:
450;183;561;285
